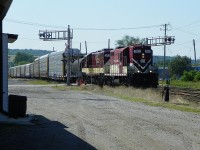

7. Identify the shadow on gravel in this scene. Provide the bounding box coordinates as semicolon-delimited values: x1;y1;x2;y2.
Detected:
0;115;96;150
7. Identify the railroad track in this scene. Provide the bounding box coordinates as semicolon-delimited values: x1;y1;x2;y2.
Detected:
155;85;200;102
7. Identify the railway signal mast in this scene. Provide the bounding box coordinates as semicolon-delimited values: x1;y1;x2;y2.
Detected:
144;26;175;82
39;25;73;85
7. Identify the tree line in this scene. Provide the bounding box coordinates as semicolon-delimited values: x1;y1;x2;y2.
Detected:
9;49;51;66
9;49;51;56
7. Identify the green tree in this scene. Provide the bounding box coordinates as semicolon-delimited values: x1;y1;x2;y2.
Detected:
14;52;35;65
169;55;191;78
115;35;143;47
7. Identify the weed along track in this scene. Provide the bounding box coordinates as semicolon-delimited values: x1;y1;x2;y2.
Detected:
156;85;200;103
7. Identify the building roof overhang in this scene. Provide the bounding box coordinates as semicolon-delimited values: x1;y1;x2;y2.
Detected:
0;0;13;20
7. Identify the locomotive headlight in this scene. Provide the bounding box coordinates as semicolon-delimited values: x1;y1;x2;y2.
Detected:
142;53;145;58
150;70;153;73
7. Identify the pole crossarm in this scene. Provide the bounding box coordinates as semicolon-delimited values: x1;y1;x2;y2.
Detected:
39;30;73;41
144;36;175;46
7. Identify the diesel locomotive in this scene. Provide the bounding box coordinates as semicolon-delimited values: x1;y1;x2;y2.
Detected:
71;45;158;87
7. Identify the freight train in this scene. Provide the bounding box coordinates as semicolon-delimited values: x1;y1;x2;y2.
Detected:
9;45;158;87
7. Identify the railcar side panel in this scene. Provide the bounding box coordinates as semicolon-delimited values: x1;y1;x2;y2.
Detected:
49;51;64;80
20;64;26;78
39;54;49;78
30;63;34;78
25;63;31;78
33;58;40;78
16;66;21;77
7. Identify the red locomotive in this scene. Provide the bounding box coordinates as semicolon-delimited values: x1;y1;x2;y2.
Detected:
73;45;158;87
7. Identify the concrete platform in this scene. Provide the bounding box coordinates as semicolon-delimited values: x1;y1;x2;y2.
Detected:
0;113;34;125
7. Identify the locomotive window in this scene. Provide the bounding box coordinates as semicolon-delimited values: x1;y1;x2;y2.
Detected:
118;52;123;61
123;56;127;66
145;50;151;53
120;52;123;61
134;49;141;53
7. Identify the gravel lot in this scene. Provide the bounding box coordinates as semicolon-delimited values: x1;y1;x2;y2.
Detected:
1;78;200;150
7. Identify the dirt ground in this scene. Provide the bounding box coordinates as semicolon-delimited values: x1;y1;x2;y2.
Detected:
1;78;200;150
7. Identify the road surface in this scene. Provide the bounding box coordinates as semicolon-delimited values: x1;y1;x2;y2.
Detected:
1;78;200;150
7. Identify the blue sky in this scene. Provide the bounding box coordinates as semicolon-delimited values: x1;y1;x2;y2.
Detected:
3;0;200;58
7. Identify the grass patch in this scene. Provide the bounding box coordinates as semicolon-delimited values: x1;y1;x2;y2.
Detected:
53;84;200;113
165;80;200;89
106;89;200;113
28;79;59;85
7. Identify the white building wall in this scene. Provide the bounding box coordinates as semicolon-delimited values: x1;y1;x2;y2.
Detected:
3;34;8;112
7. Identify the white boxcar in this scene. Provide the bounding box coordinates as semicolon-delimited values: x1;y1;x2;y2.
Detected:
33;58;40;78
39;54;49;78
30;63;34;78
13;67;17;77
16;65;21;77
9;67;14;77
25;63;32;78
49;51;64;80
20;64;26;77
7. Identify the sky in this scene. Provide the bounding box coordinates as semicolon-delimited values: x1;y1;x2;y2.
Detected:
3;0;200;59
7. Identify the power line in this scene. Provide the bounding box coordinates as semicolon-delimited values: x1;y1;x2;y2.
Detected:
171;26;199;36
173;40;193;46
4;18;66;29
19;37;40;41
73;25;162;30
4;18;162;31
176;18;200;29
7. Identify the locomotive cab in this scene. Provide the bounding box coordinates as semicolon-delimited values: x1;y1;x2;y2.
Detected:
130;45;158;87
132;45;153;73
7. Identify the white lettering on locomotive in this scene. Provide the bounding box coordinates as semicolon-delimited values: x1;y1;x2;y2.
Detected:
134;50;141;53
114;60;119;63
105;54;110;57
145;50;151;53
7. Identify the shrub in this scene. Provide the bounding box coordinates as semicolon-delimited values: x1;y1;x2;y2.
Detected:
181;70;197;81
194;72;200;81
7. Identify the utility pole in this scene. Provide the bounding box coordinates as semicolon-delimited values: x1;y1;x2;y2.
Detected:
163;24;167;82
77;43;81;86
108;39;110;49
85;41;87;55
66;25;71;85
161;23;170;83
193;39;196;65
